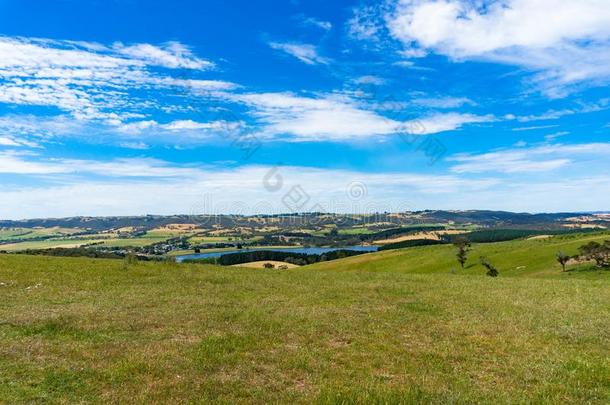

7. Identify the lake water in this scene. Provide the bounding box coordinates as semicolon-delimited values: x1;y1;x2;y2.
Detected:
176;245;378;262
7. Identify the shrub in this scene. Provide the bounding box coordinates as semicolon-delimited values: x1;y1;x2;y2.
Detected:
578;241;610;268
480;256;499;277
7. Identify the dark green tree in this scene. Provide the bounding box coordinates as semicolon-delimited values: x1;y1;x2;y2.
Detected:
480;256;499;277
579;241;610;268
453;236;471;270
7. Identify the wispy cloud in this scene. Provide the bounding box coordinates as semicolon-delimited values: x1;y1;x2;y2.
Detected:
2;155;610;218
269;42;330;65
0;36;229;122
506;99;610;123
231;92;492;141
0;155;498;218
117;119;242;134
113;41;212;69
0;151;203;178
512;125;559;132
449;142;610;174
347;4;387;43
411;97;476;109
353;75;386;85
299;16;332;31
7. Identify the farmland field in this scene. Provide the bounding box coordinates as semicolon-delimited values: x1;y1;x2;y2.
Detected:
1;233;609;403
0;228;195;252
0;238;107;252
0;228;83;242
230;260;300;269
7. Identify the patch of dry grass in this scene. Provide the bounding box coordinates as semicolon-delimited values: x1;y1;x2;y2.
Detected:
231;261;300;269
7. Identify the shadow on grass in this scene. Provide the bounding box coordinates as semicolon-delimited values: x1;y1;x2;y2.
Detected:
565;265;610;274
6;316;112;342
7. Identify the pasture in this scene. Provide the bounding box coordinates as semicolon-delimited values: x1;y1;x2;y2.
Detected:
0;233;609;403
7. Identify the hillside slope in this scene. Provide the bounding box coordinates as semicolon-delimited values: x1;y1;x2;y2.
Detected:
311;231;610;278
0;234;609;403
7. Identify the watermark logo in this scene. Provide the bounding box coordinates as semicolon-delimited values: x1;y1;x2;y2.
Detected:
281;185;311;213
346;181;368;201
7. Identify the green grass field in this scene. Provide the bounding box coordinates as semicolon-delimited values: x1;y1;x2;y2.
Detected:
0;228;83;242
0;229;183;251
337;227;376;235
0;233;609;403
187;236;259;245
0;238;108;252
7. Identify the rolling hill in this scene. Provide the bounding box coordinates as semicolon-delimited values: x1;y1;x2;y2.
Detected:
0;232;608;403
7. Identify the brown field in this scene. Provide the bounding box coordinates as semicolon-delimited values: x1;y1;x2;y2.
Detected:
230;261;300;269
376;230;466;245
527;235;553;240
157;224;201;231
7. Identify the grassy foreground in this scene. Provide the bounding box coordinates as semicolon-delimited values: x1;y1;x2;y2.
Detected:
1;235;609;403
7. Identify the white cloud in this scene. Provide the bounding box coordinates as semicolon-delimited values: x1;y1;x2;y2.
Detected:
0;137;20;147
386;0;610;95
512;125;559;132
0;113;245;149
393;59;434;71
0;115;86;145
410;113;494;135
0;156;498;218
508;99;610;122
411;96;475;108
232;92;491;141
118;141;149;150
269;42;330;65
163;120;223;131
0;37;211;72
163;78;237;91
116;119;242;136
300;16;333;31
2;157;610;219
0;136;39;148
0;152;207;178
544;131;569;142
112;41;212;69
0;36;227;121
116;120;159;134
449;142;610;174
354;75;387;85
347;5;387;42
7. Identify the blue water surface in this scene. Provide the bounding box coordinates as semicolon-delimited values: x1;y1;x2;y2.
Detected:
176;245;378;262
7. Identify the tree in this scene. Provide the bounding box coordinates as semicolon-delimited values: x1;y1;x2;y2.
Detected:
453;236;471;270
579;241;610;268
263;262;275;269
480;256;499;277
556;251;570;272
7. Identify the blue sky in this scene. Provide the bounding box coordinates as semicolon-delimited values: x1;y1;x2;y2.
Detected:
0;0;609;219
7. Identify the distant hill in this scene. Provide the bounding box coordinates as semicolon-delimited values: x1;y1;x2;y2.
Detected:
0;210;596;232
